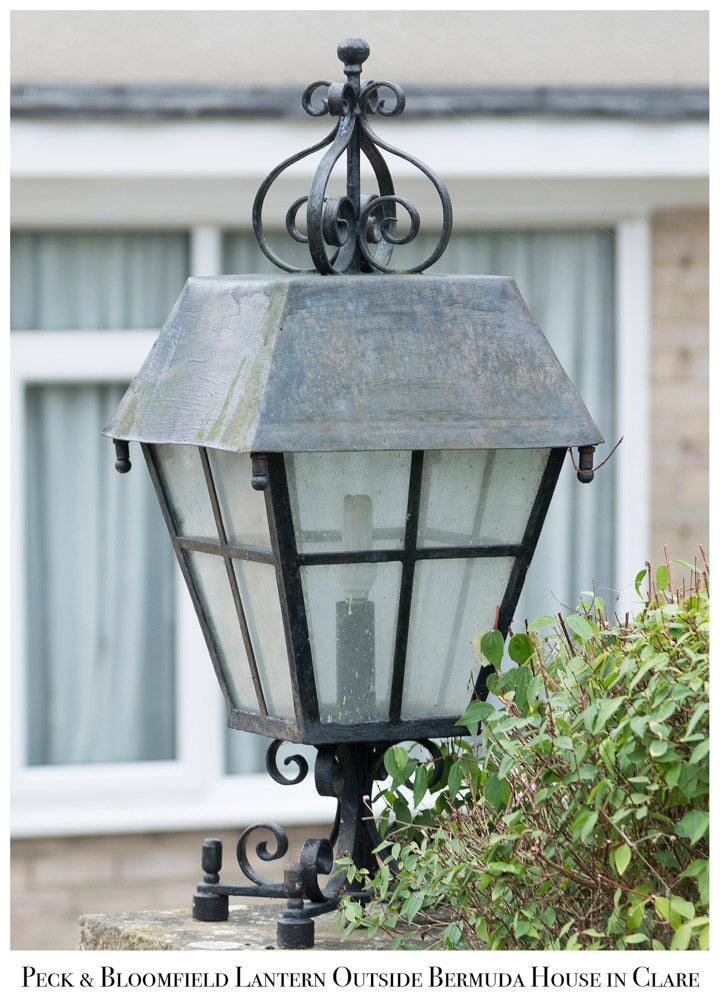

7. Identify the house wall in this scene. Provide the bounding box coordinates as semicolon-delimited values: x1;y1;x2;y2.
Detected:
10;9;708;87
650;209;709;568
12;825;328;950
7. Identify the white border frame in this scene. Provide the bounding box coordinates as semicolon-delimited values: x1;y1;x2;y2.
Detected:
11;113;706;837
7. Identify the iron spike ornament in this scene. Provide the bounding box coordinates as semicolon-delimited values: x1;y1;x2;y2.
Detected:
104;38;602;948
252;37;453;275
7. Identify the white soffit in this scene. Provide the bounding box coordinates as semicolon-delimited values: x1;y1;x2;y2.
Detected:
10;117;709;180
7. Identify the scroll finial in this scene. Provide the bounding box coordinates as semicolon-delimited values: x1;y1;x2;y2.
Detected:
252;38;453;276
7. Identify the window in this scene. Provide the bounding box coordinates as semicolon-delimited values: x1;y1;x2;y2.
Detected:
13;232;188;767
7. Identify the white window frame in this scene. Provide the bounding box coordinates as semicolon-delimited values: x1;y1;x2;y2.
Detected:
10;114;707;837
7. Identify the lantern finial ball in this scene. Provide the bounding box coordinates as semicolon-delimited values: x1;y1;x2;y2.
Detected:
337;37;370;74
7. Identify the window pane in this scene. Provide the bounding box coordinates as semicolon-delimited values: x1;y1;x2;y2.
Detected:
208;450;272;550
150;444;218;542
233;560;295;720
11;231;188;330
184;551;260;715
418;449;550;548
402;557;515;720
300;562;402;723
286;451;412;553
25;384;176;765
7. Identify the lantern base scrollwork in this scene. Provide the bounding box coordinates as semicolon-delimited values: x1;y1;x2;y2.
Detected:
191;738;442;948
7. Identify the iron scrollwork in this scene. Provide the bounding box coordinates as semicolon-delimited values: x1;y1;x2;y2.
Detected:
192;737;443;947
252;37;453;276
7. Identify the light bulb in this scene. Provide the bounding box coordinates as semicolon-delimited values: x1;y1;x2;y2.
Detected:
342;494;376;603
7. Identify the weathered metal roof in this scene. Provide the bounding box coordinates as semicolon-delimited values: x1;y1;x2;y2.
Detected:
103;273;603;453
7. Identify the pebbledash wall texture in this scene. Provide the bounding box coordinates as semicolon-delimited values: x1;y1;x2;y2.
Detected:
11;208;709;950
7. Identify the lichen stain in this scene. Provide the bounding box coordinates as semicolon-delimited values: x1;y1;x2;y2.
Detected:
211;282;288;447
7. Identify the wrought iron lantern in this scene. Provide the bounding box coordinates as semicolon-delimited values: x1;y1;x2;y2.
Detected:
104;38;601;948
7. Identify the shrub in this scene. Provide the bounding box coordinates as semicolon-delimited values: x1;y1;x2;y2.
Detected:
338;555;709;950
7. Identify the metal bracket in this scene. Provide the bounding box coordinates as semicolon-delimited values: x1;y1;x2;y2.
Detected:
192;738;442;948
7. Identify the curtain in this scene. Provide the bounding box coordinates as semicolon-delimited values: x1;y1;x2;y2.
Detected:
14;232;187;764
11;232;189;330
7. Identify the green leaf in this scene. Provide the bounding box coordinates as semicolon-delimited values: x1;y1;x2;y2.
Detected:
565;613;596;641
689;738;709;765
655;564;670;591
529;615;556;630
412;764;428;808
665;762;682;788
683;703;708;739
456;699;495;736
594;697;625;733
624;932;649;944
669;896;695;923
483;774;510;811
480;629;505;669
513;664;532;712
634;568;647;598
508;633;535;665
674;809;709;845
402;892;426;923
670;923;692;950
614;843;632;876
447;759;462;799
385;744;408;777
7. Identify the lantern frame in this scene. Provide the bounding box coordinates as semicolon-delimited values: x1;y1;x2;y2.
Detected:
103;37;603;947
141;441;569;746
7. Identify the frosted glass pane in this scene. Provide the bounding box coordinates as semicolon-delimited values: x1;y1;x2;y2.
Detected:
418;449;550;548
151;444;217;541
301;562;402;723
209;450;272;549
185;551;259;714
287;452;411;553
233;560;294;720
403;557;515;719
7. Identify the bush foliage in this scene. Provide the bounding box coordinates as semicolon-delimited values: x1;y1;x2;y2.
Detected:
338;555;709;950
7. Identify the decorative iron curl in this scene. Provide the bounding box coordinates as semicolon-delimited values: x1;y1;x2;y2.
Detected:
236;823;288;888
358;80;406;117
251;37;452;275
266;739;309;786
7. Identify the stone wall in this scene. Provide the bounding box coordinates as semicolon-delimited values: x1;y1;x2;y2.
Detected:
11;826;327;950
650;209;709;568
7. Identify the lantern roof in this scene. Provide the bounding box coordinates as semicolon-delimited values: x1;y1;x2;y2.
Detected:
104;273;603;454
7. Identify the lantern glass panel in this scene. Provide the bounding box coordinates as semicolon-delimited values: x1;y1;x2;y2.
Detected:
209;450;272;550
300;561;403;724
232;560;294;719
402;556;515;718
184;551;260;714
417;448;550;548
286;451;412;553
151;444;217;541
